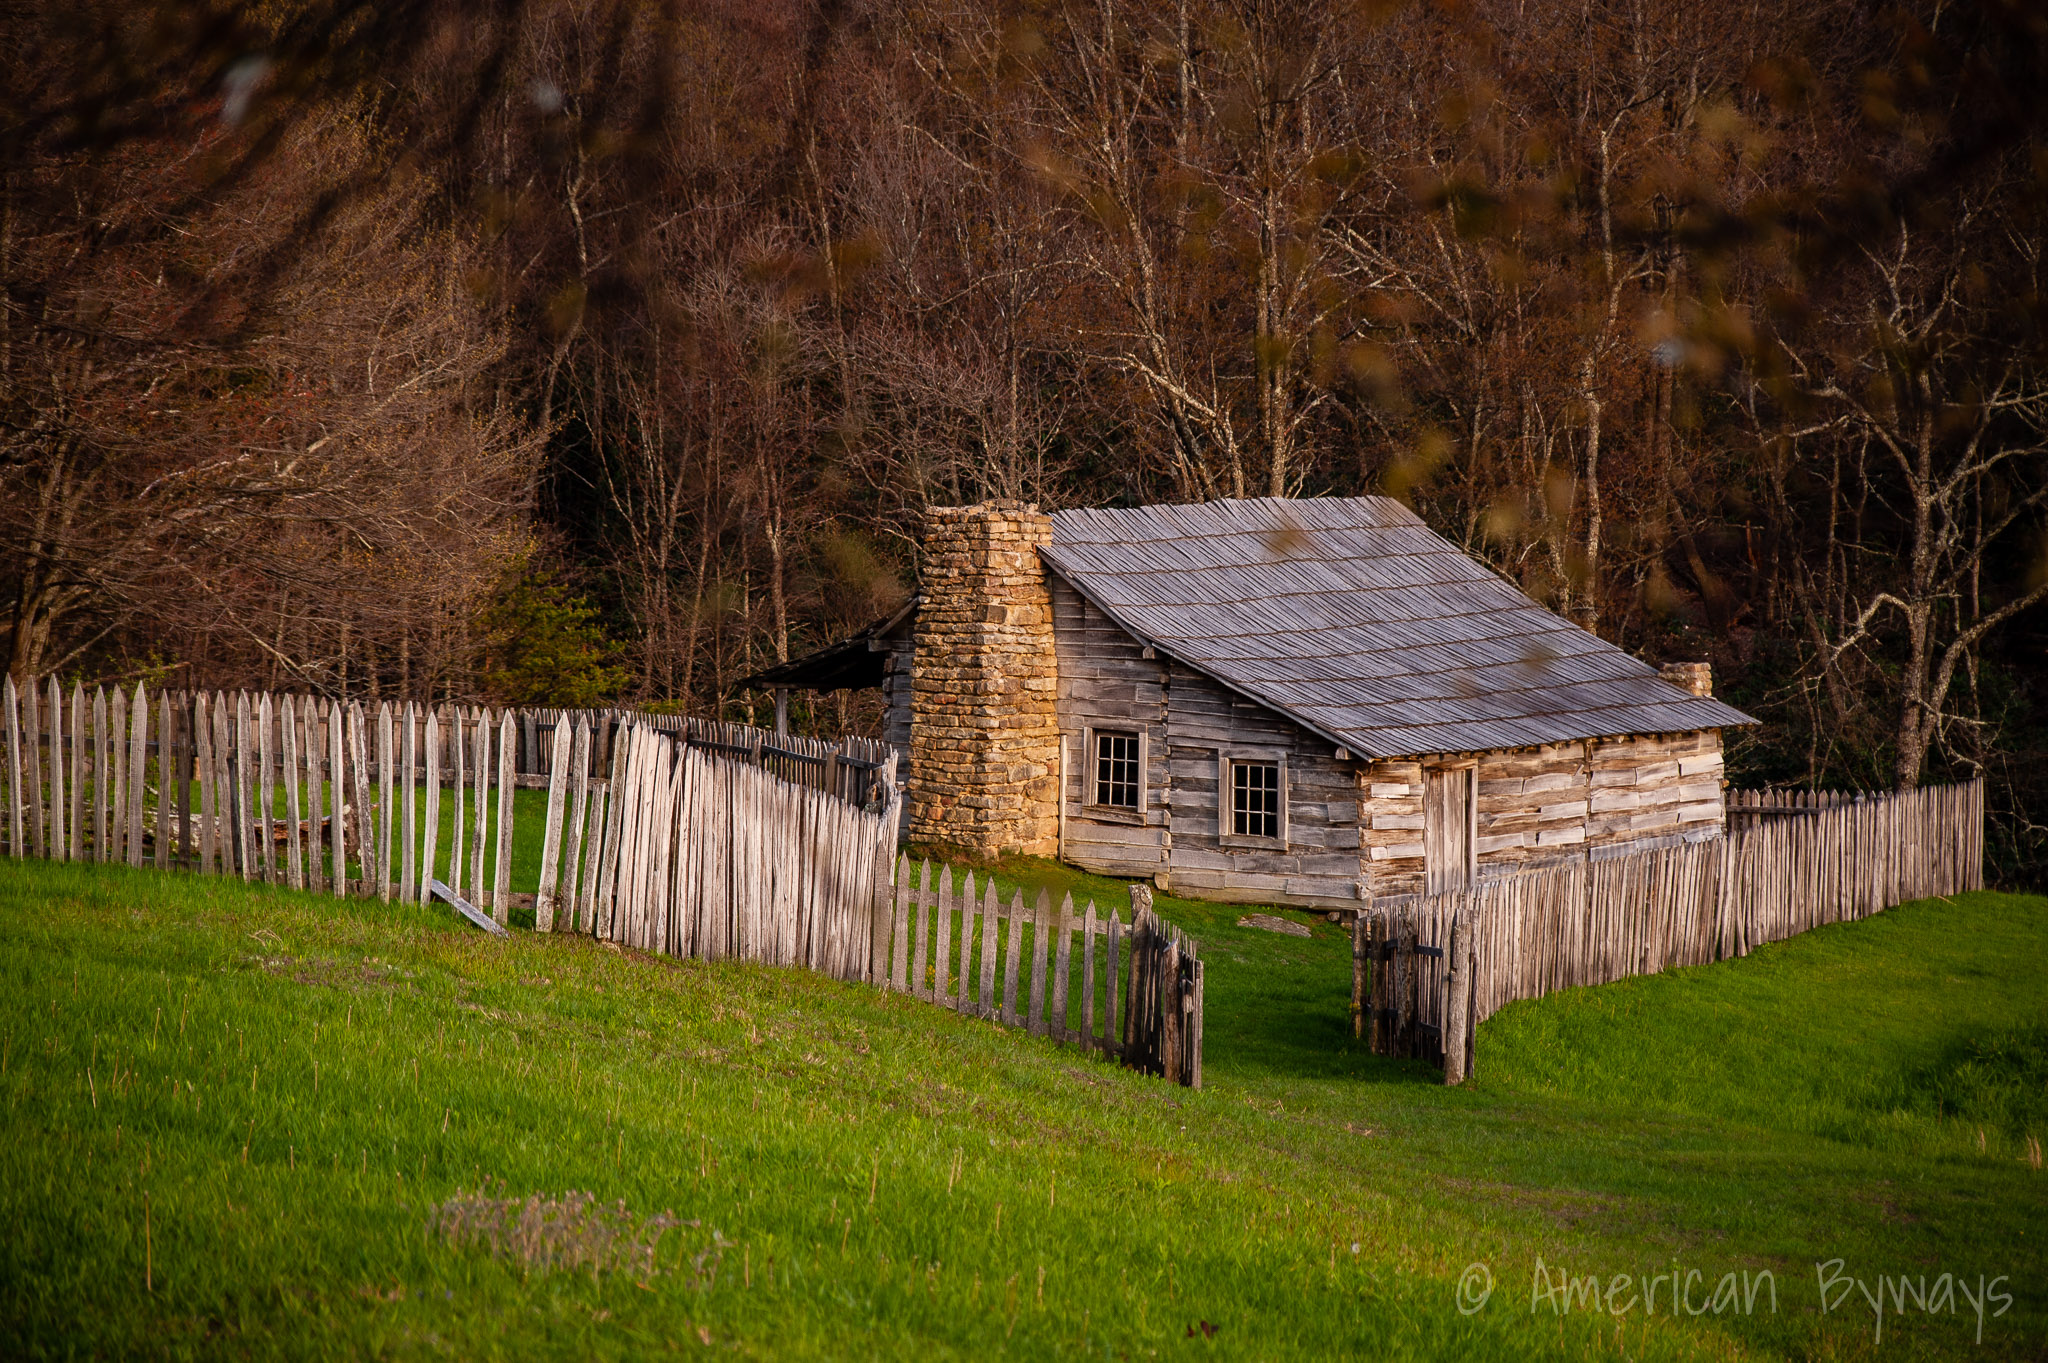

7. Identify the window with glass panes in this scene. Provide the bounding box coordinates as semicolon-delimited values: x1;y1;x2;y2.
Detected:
1231;760;1281;838
1093;730;1141;809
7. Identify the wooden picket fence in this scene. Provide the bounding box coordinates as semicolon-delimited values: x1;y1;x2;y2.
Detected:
1356;778;1985;1077
0;672;1202;1085
866;867;1204;1086
580;718;900;976
0;675;894;933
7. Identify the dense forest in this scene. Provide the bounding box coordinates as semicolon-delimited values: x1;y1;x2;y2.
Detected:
2;0;2043;881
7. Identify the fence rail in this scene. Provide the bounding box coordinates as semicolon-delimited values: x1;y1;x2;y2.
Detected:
514;708;892;806
1356;779;1985;1075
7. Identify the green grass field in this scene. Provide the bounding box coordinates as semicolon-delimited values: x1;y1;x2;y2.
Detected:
0;857;2041;1359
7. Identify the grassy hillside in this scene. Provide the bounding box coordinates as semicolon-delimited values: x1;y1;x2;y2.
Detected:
0;858;2040;1360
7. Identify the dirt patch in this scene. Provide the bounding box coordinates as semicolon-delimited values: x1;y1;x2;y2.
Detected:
432;1185;727;1284
1238;913;1313;938
245;954;414;990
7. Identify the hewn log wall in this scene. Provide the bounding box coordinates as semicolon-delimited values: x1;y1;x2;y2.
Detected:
1157;661;1363;907
1051;579;1168;879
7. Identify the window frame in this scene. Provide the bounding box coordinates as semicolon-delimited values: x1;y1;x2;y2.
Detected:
1078;725;1149;825
1217;747;1290;849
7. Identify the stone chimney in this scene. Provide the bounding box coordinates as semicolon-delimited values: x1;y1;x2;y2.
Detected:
1659;661;1714;698
907;502;1061;858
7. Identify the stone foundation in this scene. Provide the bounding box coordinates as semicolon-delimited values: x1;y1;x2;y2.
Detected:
907;502;1061;857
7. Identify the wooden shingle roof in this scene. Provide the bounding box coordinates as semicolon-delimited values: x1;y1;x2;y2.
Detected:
1040;496;1755;759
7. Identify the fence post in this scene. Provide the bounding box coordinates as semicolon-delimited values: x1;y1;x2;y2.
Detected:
1442;906;1468;1085
1463;921;1478;1081
1350;906;1369;1040
1160;931;1183;1083
1392;922;1413;1058
1126;882;1155;1069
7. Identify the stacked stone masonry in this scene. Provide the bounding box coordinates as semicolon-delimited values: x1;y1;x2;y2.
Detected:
906;503;1062;858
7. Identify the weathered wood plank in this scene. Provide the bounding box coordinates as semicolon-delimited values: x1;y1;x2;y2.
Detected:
304;703;324;892
399;703;418;902
22;679;45;858
1080;901;1099;1051
563;718;591;932
377;703;396;901
1028;887;1051;1037
347;703;373;896
955;871;978;1016
909;859;931;999
932;865;953;1006
254;693;275;882
978;875;1003;1015
1052;892;1075;1043
70;683;88;862
38;678;64;863
468;710;490;908
125;685;147;866
536;714;572;931
494;709;515;922
92;686;109;862
327;701;347;895
231;691;253;880
2;676;22;857
1001;888;1025;1026
281;696;303;888
153;689;173;870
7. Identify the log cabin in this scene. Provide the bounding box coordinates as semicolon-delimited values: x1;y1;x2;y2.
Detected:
745;498;1756;912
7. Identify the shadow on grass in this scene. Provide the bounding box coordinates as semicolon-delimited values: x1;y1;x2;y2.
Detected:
903;849;1442;1088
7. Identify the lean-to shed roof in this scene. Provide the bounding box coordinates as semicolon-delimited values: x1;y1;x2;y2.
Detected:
1041;496;1755;759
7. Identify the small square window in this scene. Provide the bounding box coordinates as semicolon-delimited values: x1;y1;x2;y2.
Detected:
1231;761;1281;838
1094;730;1141;809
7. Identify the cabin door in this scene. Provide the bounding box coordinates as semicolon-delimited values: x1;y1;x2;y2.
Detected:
1423;766;1476;896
